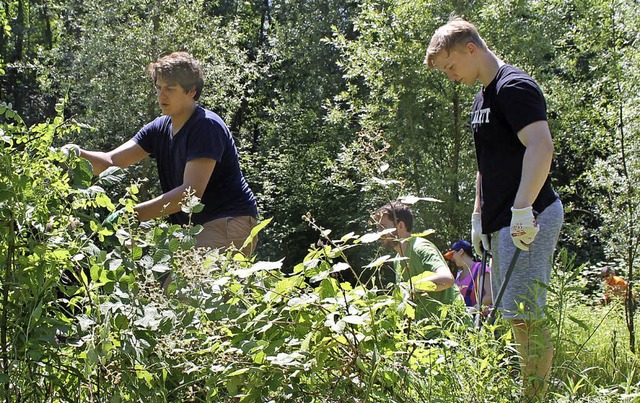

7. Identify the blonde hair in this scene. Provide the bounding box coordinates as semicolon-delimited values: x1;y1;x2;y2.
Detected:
425;17;487;68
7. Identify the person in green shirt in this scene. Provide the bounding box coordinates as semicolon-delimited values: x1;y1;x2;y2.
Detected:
374;202;455;319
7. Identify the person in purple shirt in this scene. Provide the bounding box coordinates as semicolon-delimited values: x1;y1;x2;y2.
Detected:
443;240;492;311
64;52;258;259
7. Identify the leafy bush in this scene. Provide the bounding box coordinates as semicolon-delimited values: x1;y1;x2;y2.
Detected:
1;104;639;402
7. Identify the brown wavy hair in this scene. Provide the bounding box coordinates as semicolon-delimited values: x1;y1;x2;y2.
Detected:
146;51;205;100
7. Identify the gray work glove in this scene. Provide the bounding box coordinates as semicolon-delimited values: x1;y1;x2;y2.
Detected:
61;143;81;158
471;212;490;257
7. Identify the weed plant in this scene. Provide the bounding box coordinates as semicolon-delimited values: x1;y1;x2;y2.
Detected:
1;103;639;402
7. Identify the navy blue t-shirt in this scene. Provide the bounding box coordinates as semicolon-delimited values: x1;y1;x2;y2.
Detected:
471;64;558;234
133;106;258;225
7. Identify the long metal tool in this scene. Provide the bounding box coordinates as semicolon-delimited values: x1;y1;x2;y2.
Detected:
486;248;522;326
474;247;489;330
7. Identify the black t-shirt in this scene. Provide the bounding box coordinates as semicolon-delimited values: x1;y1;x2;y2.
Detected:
133;106;258;225
471;64;558;233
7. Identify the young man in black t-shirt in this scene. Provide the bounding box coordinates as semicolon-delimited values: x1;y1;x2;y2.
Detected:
64;52;258;257
425;18;563;402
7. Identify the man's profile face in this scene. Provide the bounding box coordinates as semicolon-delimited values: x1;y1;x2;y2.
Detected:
155;76;196;117
374;213;398;249
431;44;478;86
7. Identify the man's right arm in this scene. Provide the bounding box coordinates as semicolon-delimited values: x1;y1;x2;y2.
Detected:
474;171;482;213
79;140;148;175
471;171;489;256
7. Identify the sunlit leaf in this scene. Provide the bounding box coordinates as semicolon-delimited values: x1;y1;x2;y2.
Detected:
97;166;126;186
364;254;392;268
410;230;435;238
398;195;443;204
232;259;284;278
342;315;365;325
408;270;438;292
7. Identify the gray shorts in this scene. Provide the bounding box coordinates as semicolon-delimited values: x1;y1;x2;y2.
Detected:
490;199;564;320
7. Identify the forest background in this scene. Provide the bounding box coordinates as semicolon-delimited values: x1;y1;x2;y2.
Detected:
1;0;640;401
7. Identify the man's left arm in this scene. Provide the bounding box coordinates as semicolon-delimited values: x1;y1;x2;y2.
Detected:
414;241;454;291
427;265;455;291
135;158;216;221
509;120;554;250
513;120;554;209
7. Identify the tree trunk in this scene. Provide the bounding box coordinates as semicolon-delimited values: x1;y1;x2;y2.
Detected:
619;91;636;353
13;0;24;62
9;0;25;116
42;0;54;50
611;6;636;354
230;0;270;147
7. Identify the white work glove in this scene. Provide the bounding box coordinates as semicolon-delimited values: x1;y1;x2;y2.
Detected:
471;213;490;257
510;206;539;251
61;143;81;158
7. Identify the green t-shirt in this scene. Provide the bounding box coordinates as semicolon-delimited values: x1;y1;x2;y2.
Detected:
394;237;455;319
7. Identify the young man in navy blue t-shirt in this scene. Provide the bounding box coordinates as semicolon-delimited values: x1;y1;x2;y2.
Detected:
425;18;563;402
65;52;258;256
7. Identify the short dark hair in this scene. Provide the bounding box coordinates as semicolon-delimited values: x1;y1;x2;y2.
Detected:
146;51;205;100
377;201;414;232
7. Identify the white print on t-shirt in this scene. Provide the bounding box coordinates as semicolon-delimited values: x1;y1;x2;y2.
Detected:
471;108;490;129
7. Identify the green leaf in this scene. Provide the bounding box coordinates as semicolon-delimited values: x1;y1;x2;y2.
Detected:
410;230;435;238
180;235;197;250
568;315;589;330
98;166;127;186
267;352;304;366
342;315;365;325
398;195;443;205
318;277;339;299
168;238;181;253
241;217;272;251
275;275;303;295
130;246;143;260
408;271;438;292
232;259;284;278
114;314;129;330
191;203;204;213
227;368;250;377
364;254;393;268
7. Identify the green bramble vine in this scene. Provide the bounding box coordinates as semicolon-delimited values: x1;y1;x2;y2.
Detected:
2;101;636;402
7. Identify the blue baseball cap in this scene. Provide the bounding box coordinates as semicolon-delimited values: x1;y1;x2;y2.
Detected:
443;240;473;260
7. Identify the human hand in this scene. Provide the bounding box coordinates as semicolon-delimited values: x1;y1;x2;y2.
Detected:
102;208;125;226
471;213;490;256
510;206;539;251
61;143;81;158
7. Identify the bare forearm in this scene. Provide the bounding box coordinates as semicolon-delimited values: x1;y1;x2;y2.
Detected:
514;121;554;209
79;149;115;175
134;184;190;221
513;144;552;208
78;141;148;176
474;171;482;213
429;267;455;291
135;158;215;222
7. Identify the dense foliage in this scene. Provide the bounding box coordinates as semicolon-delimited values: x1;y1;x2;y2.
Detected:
2;0;639;268
2;0;640;401
1;108;639;401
